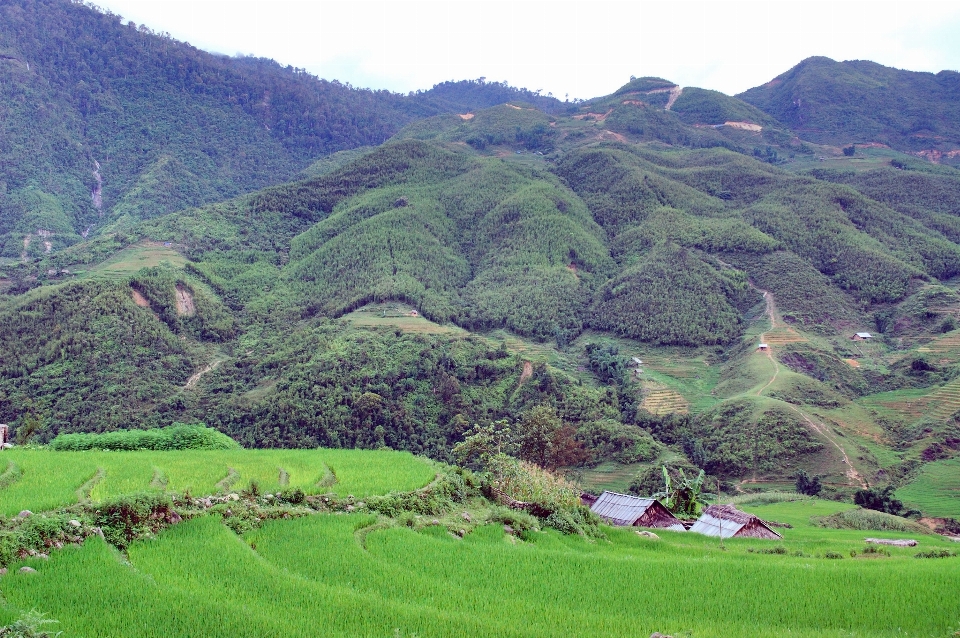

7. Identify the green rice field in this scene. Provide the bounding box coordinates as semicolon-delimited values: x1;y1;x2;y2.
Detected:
897;458;960;518
0;449;956;637
0;448;436;515
0;494;957;636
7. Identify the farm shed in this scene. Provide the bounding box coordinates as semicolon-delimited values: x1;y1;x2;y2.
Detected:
851;332;873;341
589;491;686;530
690;504;782;540
757;343;769;351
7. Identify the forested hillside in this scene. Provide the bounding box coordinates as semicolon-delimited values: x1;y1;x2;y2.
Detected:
0;0;563;257
3;16;960;516
739;57;960;157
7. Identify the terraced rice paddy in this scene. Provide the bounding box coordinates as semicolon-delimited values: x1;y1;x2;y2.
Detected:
640;387;690;415
0;449;436;515
919;376;960;419
897;458;960;518
0;499;958;637
760;326;806;346
915;329;960;364
343;306;467;336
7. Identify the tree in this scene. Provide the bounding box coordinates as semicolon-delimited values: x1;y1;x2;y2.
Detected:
854;486;903;515
794;469;823;496
453;420;515;470
843;145;856;156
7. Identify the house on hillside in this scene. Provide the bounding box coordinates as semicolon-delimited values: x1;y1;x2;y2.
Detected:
690;504;782;540
588;491;686;530
851;332;873;341
757;343;769;351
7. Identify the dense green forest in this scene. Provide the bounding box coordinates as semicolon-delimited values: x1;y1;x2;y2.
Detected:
0;0;564;256
739;56;960;155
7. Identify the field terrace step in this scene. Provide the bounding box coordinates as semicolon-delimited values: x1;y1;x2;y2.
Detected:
641;388;690;415
760;328;806;345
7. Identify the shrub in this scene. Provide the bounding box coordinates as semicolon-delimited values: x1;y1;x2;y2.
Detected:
485;506;540;533
49;424;240;451
794;469;823;496
812;508;930;534
915;549;957;559
543;505;604;538
824;551;844;559
0;610;61;637
730;492;812;507
91;492;175;549
853;486;903;515
277;488;305;505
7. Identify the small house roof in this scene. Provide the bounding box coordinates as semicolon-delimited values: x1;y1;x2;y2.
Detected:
690;504;782;539
758;343;768;348
588;491;682;529
590;491;657;526
855;332;873;338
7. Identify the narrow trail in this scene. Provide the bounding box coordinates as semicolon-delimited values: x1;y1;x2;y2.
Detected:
755;290;780;397
751;287;865;487
184;357;225;390
785;404;866;488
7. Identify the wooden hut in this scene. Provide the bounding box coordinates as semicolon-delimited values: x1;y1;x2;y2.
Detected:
589;491;686;531
690;504;782;540
851;332;873;341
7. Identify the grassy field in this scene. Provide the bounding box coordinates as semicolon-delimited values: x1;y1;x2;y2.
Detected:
897;458;960;518
0;498;957;637
78;241;188;279
0;449;436;515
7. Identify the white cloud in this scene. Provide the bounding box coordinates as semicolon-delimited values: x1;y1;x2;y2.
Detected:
95;0;960;98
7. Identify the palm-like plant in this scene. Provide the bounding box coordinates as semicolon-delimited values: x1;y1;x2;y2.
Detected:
652;466;707;519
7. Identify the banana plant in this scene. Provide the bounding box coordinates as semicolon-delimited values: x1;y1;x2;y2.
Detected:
653;466;707;519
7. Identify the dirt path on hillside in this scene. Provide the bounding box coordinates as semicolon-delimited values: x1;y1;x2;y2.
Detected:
785;404;866;487
518;361;533;387
749;287;864;486
185;357;224;390
665;87;683;110
756;290;779;396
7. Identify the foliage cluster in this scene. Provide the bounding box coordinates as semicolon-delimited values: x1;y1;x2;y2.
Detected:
49;424;239;451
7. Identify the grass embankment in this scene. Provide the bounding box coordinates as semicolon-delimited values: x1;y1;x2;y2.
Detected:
1;497;957;637
0;448;436;516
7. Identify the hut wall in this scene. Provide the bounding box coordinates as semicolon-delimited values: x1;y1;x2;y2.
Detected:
732;520;782;540
635;503;680;529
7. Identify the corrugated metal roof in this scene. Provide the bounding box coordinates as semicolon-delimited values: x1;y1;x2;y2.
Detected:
689;512;745;539
589;491;657;526
855;332;873;338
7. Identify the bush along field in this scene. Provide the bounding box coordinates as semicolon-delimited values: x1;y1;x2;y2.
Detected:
0;433;957;637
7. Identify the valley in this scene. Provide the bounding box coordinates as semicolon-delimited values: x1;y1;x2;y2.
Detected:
1;1;960;633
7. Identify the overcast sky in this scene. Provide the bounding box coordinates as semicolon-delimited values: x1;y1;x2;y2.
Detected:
95;1;960;100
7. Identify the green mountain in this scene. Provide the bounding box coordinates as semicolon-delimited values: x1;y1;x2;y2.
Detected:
739;56;960;158
3;22;960;516
0;0;563;257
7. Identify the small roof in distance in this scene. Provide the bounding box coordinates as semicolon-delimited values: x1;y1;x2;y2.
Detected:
855;332;873;338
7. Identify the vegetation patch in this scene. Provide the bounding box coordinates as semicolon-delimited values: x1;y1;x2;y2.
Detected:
49;424;240;452
812;508;930;534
